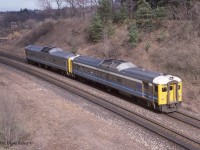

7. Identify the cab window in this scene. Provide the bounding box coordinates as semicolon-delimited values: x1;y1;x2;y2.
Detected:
162;87;167;92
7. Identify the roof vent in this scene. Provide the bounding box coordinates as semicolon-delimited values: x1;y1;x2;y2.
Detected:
41;46;54;52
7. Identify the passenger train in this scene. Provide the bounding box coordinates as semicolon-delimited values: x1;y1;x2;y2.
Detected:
25;45;182;113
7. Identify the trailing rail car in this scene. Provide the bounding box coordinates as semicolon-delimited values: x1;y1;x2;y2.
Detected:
25;45;182;113
25;45;74;73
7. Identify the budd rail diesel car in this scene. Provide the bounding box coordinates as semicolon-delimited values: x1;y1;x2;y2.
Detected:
25;45;182;113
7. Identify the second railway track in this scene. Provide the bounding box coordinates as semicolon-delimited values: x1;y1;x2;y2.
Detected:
0;51;200;150
167;111;200;129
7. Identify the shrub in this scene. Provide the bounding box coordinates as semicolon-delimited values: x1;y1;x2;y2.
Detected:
106;20;115;38
113;4;128;23
135;0;154;31
154;7;167;20
89;15;104;42
128;24;139;47
157;30;166;42
71;45;77;54
145;41;151;52
153;6;167;28
23;19;38;29
88;0;115;42
135;0;167;32
97;0;112;23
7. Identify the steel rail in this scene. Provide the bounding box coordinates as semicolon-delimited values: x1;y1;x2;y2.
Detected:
177;111;200;122
167;112;200;129
0;55;200;150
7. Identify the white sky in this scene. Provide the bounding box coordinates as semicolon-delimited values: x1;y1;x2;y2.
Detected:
0;0;52;11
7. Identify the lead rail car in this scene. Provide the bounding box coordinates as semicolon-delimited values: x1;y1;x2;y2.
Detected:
25;45;182;113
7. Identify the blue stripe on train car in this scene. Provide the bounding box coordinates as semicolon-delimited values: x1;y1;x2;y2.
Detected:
73;69;157;101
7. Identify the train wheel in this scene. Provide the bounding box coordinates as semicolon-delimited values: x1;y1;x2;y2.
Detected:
147;101;154;110
107;86;111;92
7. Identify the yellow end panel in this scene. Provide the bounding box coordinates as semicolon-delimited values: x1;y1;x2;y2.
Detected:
178;82;182;102
158;82;182;105
68;58;72;73
158;84;167;105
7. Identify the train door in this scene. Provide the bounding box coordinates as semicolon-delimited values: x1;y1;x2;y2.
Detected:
169;84;176;102
167;81;178;104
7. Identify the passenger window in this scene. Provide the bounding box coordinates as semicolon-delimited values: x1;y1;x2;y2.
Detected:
117;77;121;83
162;87;167;92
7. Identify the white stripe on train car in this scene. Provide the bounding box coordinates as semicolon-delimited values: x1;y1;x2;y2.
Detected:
69;55;80;60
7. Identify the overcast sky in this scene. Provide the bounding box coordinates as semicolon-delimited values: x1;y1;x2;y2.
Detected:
0;0;39;11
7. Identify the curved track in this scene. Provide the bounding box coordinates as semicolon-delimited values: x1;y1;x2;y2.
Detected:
0;51;200;150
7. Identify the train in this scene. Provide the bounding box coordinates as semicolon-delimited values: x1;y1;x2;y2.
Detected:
24;45;182;113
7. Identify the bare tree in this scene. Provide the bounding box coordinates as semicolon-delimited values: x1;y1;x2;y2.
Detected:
65;0;76;16
54;0;64;16
37;0;52;10
76;0;90;19
37;0;53;17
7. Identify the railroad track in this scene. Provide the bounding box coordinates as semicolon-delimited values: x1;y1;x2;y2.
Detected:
0;51;200;150
167;111;200;129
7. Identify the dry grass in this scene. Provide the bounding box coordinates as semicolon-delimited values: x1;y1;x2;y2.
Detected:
0;88;28;149
17;19;55;46
151;20;200;82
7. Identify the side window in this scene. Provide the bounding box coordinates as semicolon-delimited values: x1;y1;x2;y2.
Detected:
155;86;158;92
90;69;94;74
117;77;122;83
102;73;107;78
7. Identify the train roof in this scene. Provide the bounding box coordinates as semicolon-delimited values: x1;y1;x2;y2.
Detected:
73;55;102;67
25;45;74;58
121;68;161;83
25;45;44;52
99;59;137;72
74;57;137;71
51;51;74;58
25;45;55;52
